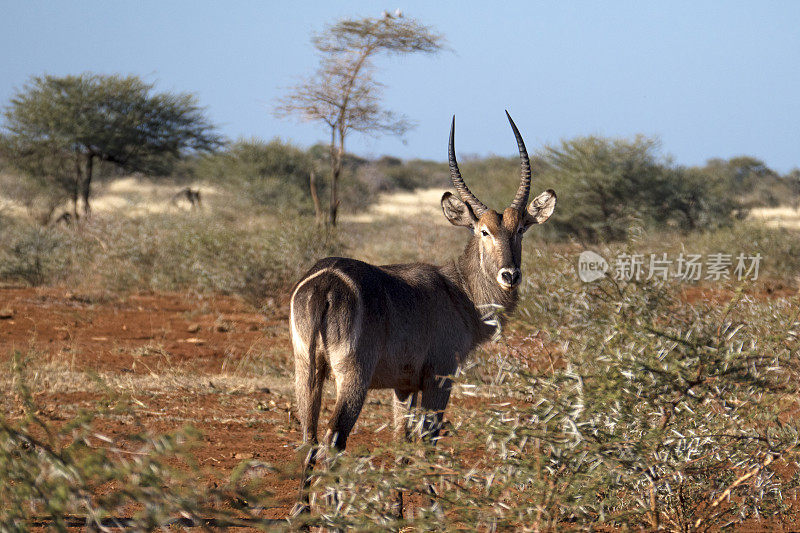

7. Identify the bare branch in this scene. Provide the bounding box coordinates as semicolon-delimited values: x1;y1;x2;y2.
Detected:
273;13;444;226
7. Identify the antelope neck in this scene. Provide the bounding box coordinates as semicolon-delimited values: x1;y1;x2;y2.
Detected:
446;238;519;317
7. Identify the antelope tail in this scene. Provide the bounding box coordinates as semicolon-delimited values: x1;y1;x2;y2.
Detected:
306;296;328;394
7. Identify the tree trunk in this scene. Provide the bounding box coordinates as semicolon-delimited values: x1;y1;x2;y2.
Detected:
328;127;343;227
81;153;93;217
309;169;323;226
685;201;696;231
329;158;341;227
72;155;82;219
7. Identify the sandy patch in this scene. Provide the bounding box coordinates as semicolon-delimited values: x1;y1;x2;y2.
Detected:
342;187;448;224
749;206;800;230
0;175;221;218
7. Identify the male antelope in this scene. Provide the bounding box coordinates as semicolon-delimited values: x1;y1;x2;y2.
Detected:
290;111;556;498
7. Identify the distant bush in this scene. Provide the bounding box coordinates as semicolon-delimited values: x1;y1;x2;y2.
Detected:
657;166;744;231
528;136;742;242
354;158;449;194
307;142;367;173
0;223;67;286
191;139;314;213
455;154;550;210
0;136;77;224
0;172;68;225
696;156;800;209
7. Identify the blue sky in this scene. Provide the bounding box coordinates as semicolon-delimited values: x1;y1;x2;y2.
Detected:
2;1;798;171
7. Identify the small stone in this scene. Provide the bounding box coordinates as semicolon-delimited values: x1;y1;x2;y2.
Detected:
239;463;271;482
0;309;13;319
234;452;254;460
187;323;201;333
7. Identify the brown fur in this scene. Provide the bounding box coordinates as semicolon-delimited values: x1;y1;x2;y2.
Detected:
290;200;554;460
289;116;557;515
171;187;202;209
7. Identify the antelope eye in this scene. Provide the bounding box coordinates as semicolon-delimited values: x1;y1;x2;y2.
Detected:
517;227;524;234
481;229;489;237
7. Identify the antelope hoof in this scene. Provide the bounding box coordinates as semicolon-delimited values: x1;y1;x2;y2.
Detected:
393;489;405;519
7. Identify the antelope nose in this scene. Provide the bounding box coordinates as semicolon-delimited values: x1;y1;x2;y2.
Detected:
498;268;521;288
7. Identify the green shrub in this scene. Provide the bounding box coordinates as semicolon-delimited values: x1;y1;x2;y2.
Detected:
192;138;314;212
355;158;449;193
700;156;795;208
538;136;734;241
189;139;448;215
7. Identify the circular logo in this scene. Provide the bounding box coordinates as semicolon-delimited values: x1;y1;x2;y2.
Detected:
577;251;609;282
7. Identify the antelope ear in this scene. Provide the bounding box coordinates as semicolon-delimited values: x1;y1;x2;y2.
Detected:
524;189;557;228
441;192;478;229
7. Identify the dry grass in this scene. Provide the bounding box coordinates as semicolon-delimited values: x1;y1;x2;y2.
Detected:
0;364;292;398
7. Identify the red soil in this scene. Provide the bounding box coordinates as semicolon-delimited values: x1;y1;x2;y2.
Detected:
1;285;798;531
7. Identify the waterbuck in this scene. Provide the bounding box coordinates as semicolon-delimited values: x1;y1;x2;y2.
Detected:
290;111;556;502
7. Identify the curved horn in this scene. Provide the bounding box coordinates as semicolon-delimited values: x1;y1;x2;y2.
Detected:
449;116;488;216
505;110;531;211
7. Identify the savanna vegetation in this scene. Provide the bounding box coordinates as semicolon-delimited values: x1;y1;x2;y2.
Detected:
2;13;800;533
3;98;800;530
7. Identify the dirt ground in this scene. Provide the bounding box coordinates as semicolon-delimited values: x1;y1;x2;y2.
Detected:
2;285;799;531
0;286;402;525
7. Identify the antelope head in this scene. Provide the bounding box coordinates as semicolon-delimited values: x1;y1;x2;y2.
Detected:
441;111;557;291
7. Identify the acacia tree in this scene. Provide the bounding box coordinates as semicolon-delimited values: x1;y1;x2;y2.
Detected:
2;73;221;218
275;13;444;226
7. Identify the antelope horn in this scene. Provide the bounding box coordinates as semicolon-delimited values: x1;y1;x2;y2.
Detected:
449;116;488;216
506;110;531;211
